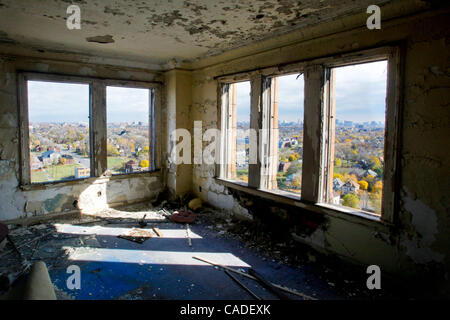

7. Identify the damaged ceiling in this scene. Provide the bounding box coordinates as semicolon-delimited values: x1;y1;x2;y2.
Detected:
0;0;391;68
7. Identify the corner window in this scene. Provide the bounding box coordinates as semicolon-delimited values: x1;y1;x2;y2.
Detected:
19;73;160;187
217;47;400;222
27;81;91;183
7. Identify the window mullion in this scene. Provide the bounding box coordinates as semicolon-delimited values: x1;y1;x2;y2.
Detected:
91;81;107;177
302;65;325;203
248;75;262;189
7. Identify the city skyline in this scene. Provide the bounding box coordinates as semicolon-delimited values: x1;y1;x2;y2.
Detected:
236;60;387;123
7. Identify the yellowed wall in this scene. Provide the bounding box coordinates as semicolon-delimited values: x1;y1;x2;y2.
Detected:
0;56;165;221
190;8;450;283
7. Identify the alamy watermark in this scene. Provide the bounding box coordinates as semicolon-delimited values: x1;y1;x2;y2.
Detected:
66;265;81;290
366;265;381;289
367;5;381;30
66;5;81;30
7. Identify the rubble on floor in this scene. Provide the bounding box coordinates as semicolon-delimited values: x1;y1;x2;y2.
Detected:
0;200;411;300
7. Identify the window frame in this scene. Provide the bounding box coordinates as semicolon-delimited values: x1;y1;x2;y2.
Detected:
259;71;306;198
215;46;402;225
18;72;161;187
104;80;158;175
320;47;401;224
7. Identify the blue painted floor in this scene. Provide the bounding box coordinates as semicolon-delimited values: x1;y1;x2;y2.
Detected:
48;221;340;300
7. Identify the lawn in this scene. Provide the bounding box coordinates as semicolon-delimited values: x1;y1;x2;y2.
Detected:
46;163;82;180
31;170;50;183
108;156;127;170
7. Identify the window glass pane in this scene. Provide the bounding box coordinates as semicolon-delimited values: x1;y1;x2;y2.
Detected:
28;81;91;183
229;81;250;183
270;74;304;195
106;86;150;175
329;60;387;215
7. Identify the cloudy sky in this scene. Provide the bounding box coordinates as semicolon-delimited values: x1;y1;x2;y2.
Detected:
236;60;387;123
28;60;386;124
28;82;149;123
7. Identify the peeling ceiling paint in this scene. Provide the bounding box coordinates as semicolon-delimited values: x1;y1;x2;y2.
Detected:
0;0;390;67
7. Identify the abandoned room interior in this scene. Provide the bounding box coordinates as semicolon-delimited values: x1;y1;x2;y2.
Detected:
0;0;448;302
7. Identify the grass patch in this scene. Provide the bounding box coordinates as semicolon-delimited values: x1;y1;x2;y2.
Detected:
31;170;50;183
108;156;126;170
46;163;82;180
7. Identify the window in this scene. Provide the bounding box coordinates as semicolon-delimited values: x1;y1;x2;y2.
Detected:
217;47;400;222
27;81;91;183
19;73;160;186
106;86;153;175
324;61;387;216
221;81;251;185
264;73;305;196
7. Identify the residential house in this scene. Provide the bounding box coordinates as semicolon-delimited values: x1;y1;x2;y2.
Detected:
278;161;291;173
341;180;360;195
61;154;74;165
40;150;60;166
75;167;90;179
30;156;42;171
333;178;344;191
125;160;138;173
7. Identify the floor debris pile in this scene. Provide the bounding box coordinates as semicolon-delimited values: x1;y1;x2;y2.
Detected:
0;200;409;300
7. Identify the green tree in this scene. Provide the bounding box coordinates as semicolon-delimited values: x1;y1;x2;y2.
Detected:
342;193;359;208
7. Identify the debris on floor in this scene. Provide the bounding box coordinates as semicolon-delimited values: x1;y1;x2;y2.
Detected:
152;227;163;237
118;228;154;244
188;198;202;211
169;209;196;224
0;200;412;300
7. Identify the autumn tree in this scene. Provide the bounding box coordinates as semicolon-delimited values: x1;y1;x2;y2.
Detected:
140;160;149;168
343;194;359;208
358;180;368;190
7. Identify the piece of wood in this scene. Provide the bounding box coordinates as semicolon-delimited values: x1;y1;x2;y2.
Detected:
224;269;262;300
193;256;316;300
6;235;24;261
152;227;163;237
186;224;192;247
0;231;54;259
248;268;290;300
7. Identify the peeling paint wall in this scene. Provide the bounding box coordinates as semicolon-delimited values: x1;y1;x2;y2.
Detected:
0;56;165;222
190;7;450;285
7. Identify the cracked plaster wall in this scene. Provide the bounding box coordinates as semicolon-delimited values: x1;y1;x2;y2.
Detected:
0;56;165;222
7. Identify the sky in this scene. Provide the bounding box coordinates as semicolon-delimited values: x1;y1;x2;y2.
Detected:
28;60;386;124
236;60;387;123
106;86;149;123
28;81;90;123
28;82;149;123
334;60;387;123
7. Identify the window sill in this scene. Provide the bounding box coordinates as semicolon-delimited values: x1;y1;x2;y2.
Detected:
21;169;160;191
215;177;393;229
